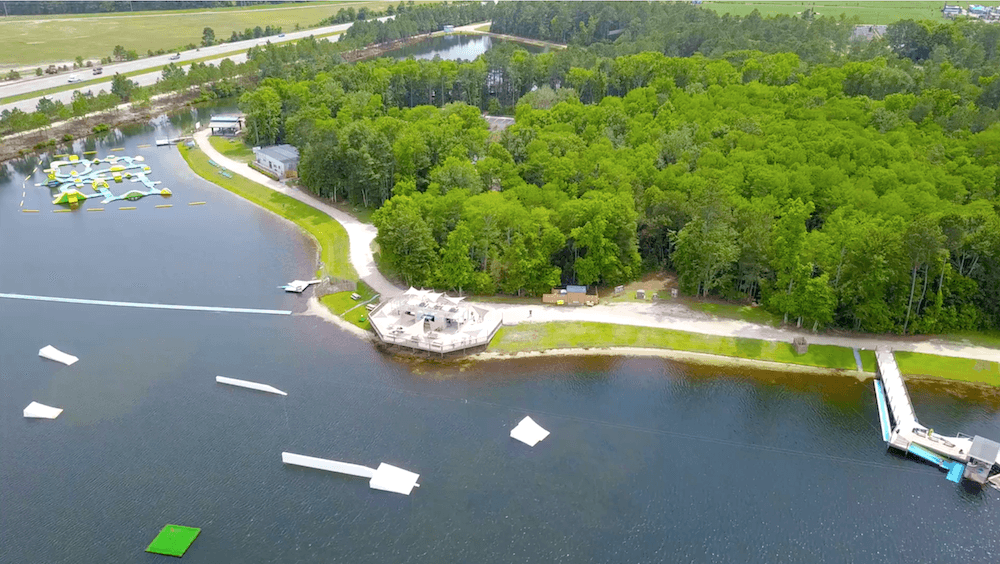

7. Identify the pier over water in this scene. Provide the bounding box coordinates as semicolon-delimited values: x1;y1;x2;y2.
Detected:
874;347;1000;486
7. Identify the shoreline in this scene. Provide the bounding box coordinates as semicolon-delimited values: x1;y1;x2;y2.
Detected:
471;346;871;380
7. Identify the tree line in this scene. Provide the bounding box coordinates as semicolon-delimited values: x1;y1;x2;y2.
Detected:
1;1;300;16
4;1;998;333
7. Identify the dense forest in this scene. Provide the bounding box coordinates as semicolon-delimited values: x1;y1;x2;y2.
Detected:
5;1;1000;334
0;1;298;16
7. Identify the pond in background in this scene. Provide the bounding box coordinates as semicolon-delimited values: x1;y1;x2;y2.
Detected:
385;34;547;61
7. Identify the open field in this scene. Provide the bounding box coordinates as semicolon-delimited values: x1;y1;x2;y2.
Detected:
178;142;356;281
701;1;999;23
895;351;1000;385
0;1;433;66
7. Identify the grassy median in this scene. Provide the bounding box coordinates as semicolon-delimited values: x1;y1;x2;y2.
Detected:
179;142;355;281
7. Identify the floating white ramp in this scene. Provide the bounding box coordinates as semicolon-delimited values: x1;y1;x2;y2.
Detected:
39;345;78;366
24;401;63;419
216;376;287;396
281;452;420;495
510;416;550;447
281;279;322;293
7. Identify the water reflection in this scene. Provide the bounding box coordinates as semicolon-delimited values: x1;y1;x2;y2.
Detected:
385;34;547;61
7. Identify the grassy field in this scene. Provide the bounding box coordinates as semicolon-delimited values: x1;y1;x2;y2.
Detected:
895;351;1000;386
208;136;253;163
701;1;998;23
0;1;434;66
682;300;782;327
178;142;355;281
490;322;860;370
319;281;377;330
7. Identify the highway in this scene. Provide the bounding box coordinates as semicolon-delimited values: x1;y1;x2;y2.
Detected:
0;15;390;114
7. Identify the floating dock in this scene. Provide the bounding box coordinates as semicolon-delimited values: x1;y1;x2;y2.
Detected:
873;347;1000;486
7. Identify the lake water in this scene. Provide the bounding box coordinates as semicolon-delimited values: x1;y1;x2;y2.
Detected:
384;34;547;61
1;115;999;563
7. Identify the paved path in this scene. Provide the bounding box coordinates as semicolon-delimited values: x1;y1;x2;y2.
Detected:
193;129;403;299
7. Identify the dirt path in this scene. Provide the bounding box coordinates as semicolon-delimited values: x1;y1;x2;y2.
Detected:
194;129;403;299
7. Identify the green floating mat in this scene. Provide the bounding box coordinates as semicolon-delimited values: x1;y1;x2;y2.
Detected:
146;524;201;557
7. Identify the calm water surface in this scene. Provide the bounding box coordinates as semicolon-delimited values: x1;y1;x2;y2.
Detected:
385;34;547;61
1;116;999;564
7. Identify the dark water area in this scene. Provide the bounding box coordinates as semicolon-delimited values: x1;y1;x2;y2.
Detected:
384;34;547;61
2;114;1000;563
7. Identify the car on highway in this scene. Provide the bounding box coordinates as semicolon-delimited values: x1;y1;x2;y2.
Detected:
67;74;80;83
169;53;181;60
278;33;285;37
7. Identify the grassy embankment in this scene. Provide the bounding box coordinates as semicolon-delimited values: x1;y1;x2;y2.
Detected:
489;322;1000;386
319;282;378;331
701;1;994;23
0;1;438;66
179;142;378;330
179;142;354;280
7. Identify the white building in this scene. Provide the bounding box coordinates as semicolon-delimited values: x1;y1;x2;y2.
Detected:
252;144;299;179
369;288;503;355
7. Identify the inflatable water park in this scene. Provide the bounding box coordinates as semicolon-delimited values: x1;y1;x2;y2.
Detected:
36;154;171;207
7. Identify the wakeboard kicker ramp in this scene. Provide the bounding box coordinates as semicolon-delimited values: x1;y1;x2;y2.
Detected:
281;452;420;495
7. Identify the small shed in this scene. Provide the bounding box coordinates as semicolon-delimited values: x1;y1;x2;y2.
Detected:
964;436;1000;484
253;144;300;179
209;115;244;136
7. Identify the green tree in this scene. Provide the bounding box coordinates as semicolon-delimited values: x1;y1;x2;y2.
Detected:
202;27;216;47
239;86;282;146
110;73;135;102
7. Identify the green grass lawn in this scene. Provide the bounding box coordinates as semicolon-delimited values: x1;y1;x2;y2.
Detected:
0;1;434;66
319;281;377;330
683;300;782;327
179;143;355;280
490;322;860;370
700;1;993;23
895;351;1000;386
474;24;492;32
859;349;877;373
208;136;253;163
